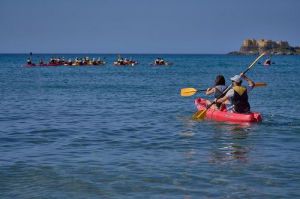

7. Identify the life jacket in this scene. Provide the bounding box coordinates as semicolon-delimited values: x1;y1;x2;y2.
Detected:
232;86;250;113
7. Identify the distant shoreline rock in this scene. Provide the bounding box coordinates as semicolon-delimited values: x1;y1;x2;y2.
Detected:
228;39;300;55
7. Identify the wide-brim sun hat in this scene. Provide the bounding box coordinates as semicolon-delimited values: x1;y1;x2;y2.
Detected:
230;75;242;83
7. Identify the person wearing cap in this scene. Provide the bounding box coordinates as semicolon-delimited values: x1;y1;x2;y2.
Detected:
215;73;255;113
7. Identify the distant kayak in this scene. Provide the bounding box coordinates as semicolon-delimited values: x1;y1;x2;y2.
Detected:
150;62;173;66
195;98;262;123
263;59;272;66
151;58;173;66
113;61;138;66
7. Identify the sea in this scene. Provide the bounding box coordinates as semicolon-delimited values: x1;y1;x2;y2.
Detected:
0;54;299;198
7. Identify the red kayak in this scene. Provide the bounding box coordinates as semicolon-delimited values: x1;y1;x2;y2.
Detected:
195;98;262;123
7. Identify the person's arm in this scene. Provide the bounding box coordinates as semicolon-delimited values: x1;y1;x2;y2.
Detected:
241;74;254;87
215;88;233;104
216;95;228;104
205;87;215;95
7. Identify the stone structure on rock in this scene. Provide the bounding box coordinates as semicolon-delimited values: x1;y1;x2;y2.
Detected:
229;39;299;55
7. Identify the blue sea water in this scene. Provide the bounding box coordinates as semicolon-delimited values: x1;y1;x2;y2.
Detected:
0;54;299;198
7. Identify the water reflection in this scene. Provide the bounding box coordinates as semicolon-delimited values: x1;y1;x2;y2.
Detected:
210;142;250;163
209;123;252;164
178;116;256;165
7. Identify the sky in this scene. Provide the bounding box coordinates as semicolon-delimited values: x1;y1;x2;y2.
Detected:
0;0;299;54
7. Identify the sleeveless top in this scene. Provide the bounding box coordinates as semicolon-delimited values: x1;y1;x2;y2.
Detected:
214;85;227;98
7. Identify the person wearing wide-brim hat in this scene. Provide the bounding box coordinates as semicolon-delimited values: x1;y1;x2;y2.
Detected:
215;73;255;113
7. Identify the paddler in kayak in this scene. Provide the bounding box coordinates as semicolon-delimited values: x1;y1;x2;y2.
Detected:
263;58;271;66
67;58;73;65
154;58;160;65
216;74;255;113
159;58;165;65
205;75;227;110
27;57;32;64
39;59;44;65
154;58;166;65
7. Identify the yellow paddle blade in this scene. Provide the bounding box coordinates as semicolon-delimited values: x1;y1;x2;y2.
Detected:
192;109;207;120
192;111;200;119
180;88;198;97
254;82;267;87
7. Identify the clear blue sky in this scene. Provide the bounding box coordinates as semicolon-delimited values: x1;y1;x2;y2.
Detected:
0;0;299;54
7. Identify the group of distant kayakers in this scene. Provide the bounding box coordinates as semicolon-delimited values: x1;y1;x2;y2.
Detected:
26;57;106;66
113;57;138;66
113;56;171;66
25;55;172;67
66;57;105;66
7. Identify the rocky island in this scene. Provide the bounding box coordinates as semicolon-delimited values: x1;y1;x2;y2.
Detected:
229;39;300;55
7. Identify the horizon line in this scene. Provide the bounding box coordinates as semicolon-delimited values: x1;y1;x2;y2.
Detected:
0;52;231;55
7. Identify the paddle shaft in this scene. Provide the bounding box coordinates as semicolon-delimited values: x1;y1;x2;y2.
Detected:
242;55;263;74
220;53;265;96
